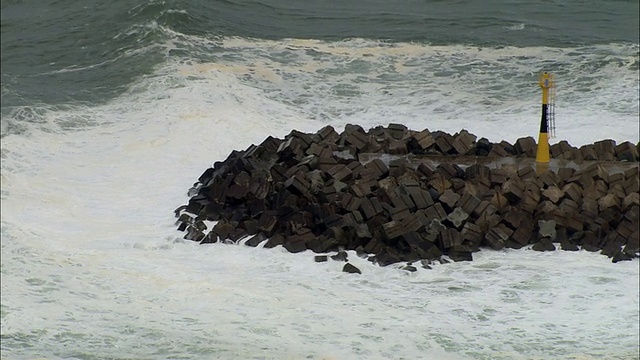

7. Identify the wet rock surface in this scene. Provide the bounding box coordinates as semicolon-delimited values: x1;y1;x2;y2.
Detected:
175;125;639;266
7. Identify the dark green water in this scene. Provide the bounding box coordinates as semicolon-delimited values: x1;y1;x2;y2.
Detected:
1;0;638;111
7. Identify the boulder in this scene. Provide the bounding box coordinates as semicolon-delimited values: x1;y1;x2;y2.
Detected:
532;237;556;251
342;263;362;274
245;233;267;247
331;251;349;262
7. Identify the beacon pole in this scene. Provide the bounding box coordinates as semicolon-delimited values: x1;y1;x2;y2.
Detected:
536;72;553;174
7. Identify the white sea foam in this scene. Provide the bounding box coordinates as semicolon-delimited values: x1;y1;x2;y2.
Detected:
505;23;526;31
192;38;639;145
1;39;639;359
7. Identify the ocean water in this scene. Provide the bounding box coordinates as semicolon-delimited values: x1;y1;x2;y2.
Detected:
1;1;639;359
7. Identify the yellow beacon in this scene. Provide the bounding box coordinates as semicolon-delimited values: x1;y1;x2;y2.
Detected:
536;72;556;172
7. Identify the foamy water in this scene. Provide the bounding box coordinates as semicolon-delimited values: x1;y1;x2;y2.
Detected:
1;45;639;359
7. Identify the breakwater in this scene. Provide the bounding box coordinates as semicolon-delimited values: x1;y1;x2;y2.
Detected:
175;124;639;268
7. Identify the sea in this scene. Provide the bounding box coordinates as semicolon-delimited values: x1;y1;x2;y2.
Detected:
1;0;639;359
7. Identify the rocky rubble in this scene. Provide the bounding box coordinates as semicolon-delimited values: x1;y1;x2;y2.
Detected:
175;124;640;268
